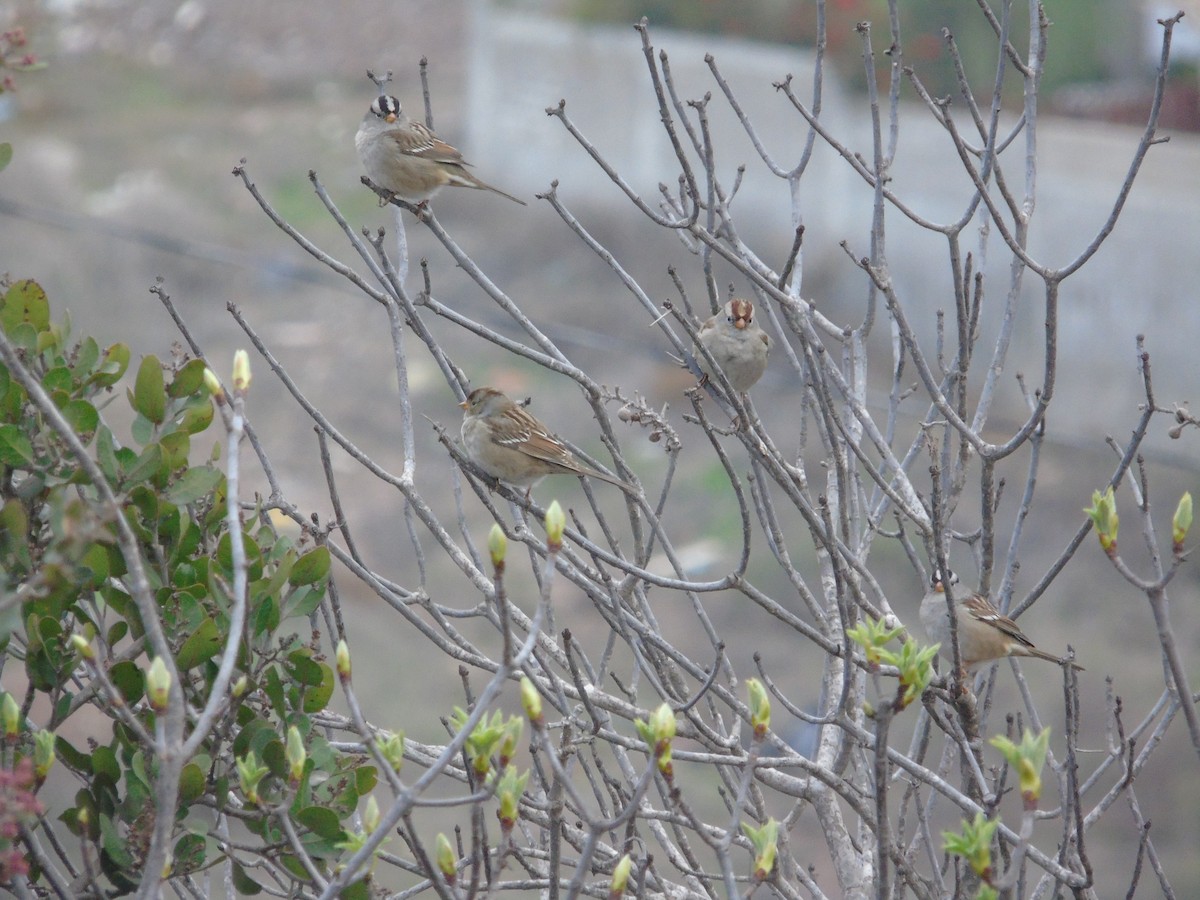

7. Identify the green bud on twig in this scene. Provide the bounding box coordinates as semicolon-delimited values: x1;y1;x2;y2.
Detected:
1084;486;1119;555
488;523;507;569
520;676;544;728
609;853;633;899
1173;491;1192;554
286;725;306;788
544;500;566;550
146;655;171;713
747;678;770;740
989;727;1051;809
435;832;457;885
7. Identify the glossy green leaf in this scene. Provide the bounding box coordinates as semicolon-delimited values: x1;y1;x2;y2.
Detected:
252;593;280;638
296;805;344;841
287;651;323;686
72;336;100;377
55;736;92;773
173;832;206;874
302;663;334;714
178;397;214;435
91;745;120;782
165;466;222;506
176;616;222;670
169;358;209;398
43;366;73;392
355;765;377;795
217;529;263;581
109;660;145;706
1;279;50;334
283;585;325;621
289;546;330;586
95;426;118;481
100;812;135;869
122;443;163;487
0;424;35;466
60;399;99;442
106;619;128;647
133;355;167;424
231;861;263;895
158;431;190;471
179;762;206;806
90;342;130;388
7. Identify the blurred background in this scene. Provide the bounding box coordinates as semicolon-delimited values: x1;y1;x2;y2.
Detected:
2;0;1198;892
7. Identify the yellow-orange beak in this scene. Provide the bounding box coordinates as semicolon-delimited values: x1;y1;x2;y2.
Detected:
459;400;469;410
385;113;397;124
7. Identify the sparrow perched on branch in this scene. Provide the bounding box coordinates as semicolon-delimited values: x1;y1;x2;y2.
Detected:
355;96;526;205
919;569;1083;670
459;387;632;492
696;298;770;393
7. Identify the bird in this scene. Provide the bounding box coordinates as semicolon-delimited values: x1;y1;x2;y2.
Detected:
459;387;633;492
696;298;770;393
919;569;1083;670
355;95;526;206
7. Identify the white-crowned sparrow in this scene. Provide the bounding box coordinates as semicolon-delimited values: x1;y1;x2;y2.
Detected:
919;570;1083;670
355;96;526;206
460;387;633;492
696;298;770;393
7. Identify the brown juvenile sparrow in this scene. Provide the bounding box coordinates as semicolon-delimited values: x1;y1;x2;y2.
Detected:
696;298;770;393
459;387;633;492
919;570;1083;670
355;96;526;205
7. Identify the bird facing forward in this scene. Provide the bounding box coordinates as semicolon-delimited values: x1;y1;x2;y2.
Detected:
696;298;770;393
919;569;1083;670
459;387;632;492
355;96;526;206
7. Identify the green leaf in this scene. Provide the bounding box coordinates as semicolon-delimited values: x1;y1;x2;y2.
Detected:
90;342;130;388
92;745;120;783
289;546;330;586
0;424;35;466
43;366;73;392
72;336;100;378
100;812;135;869
173;832;206;874
0;142;12;172
355;766;377;795
231;861;263;895
122;443;163;487
132;355;166;425
296;806;344;841
302;663;334;714
109;660;145;706
60;399;99;442
252;593;280;638
159;431;191;471
287;651;323;686
165;466;222;506
176;617;222;670
55;736;92;773
178;397;214;435
95;426;118;481
169;358;209;398
1;279;51;335
179;762;206;806
283;585;325;621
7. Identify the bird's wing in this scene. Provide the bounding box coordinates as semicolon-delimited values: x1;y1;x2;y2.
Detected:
386;123;471;167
